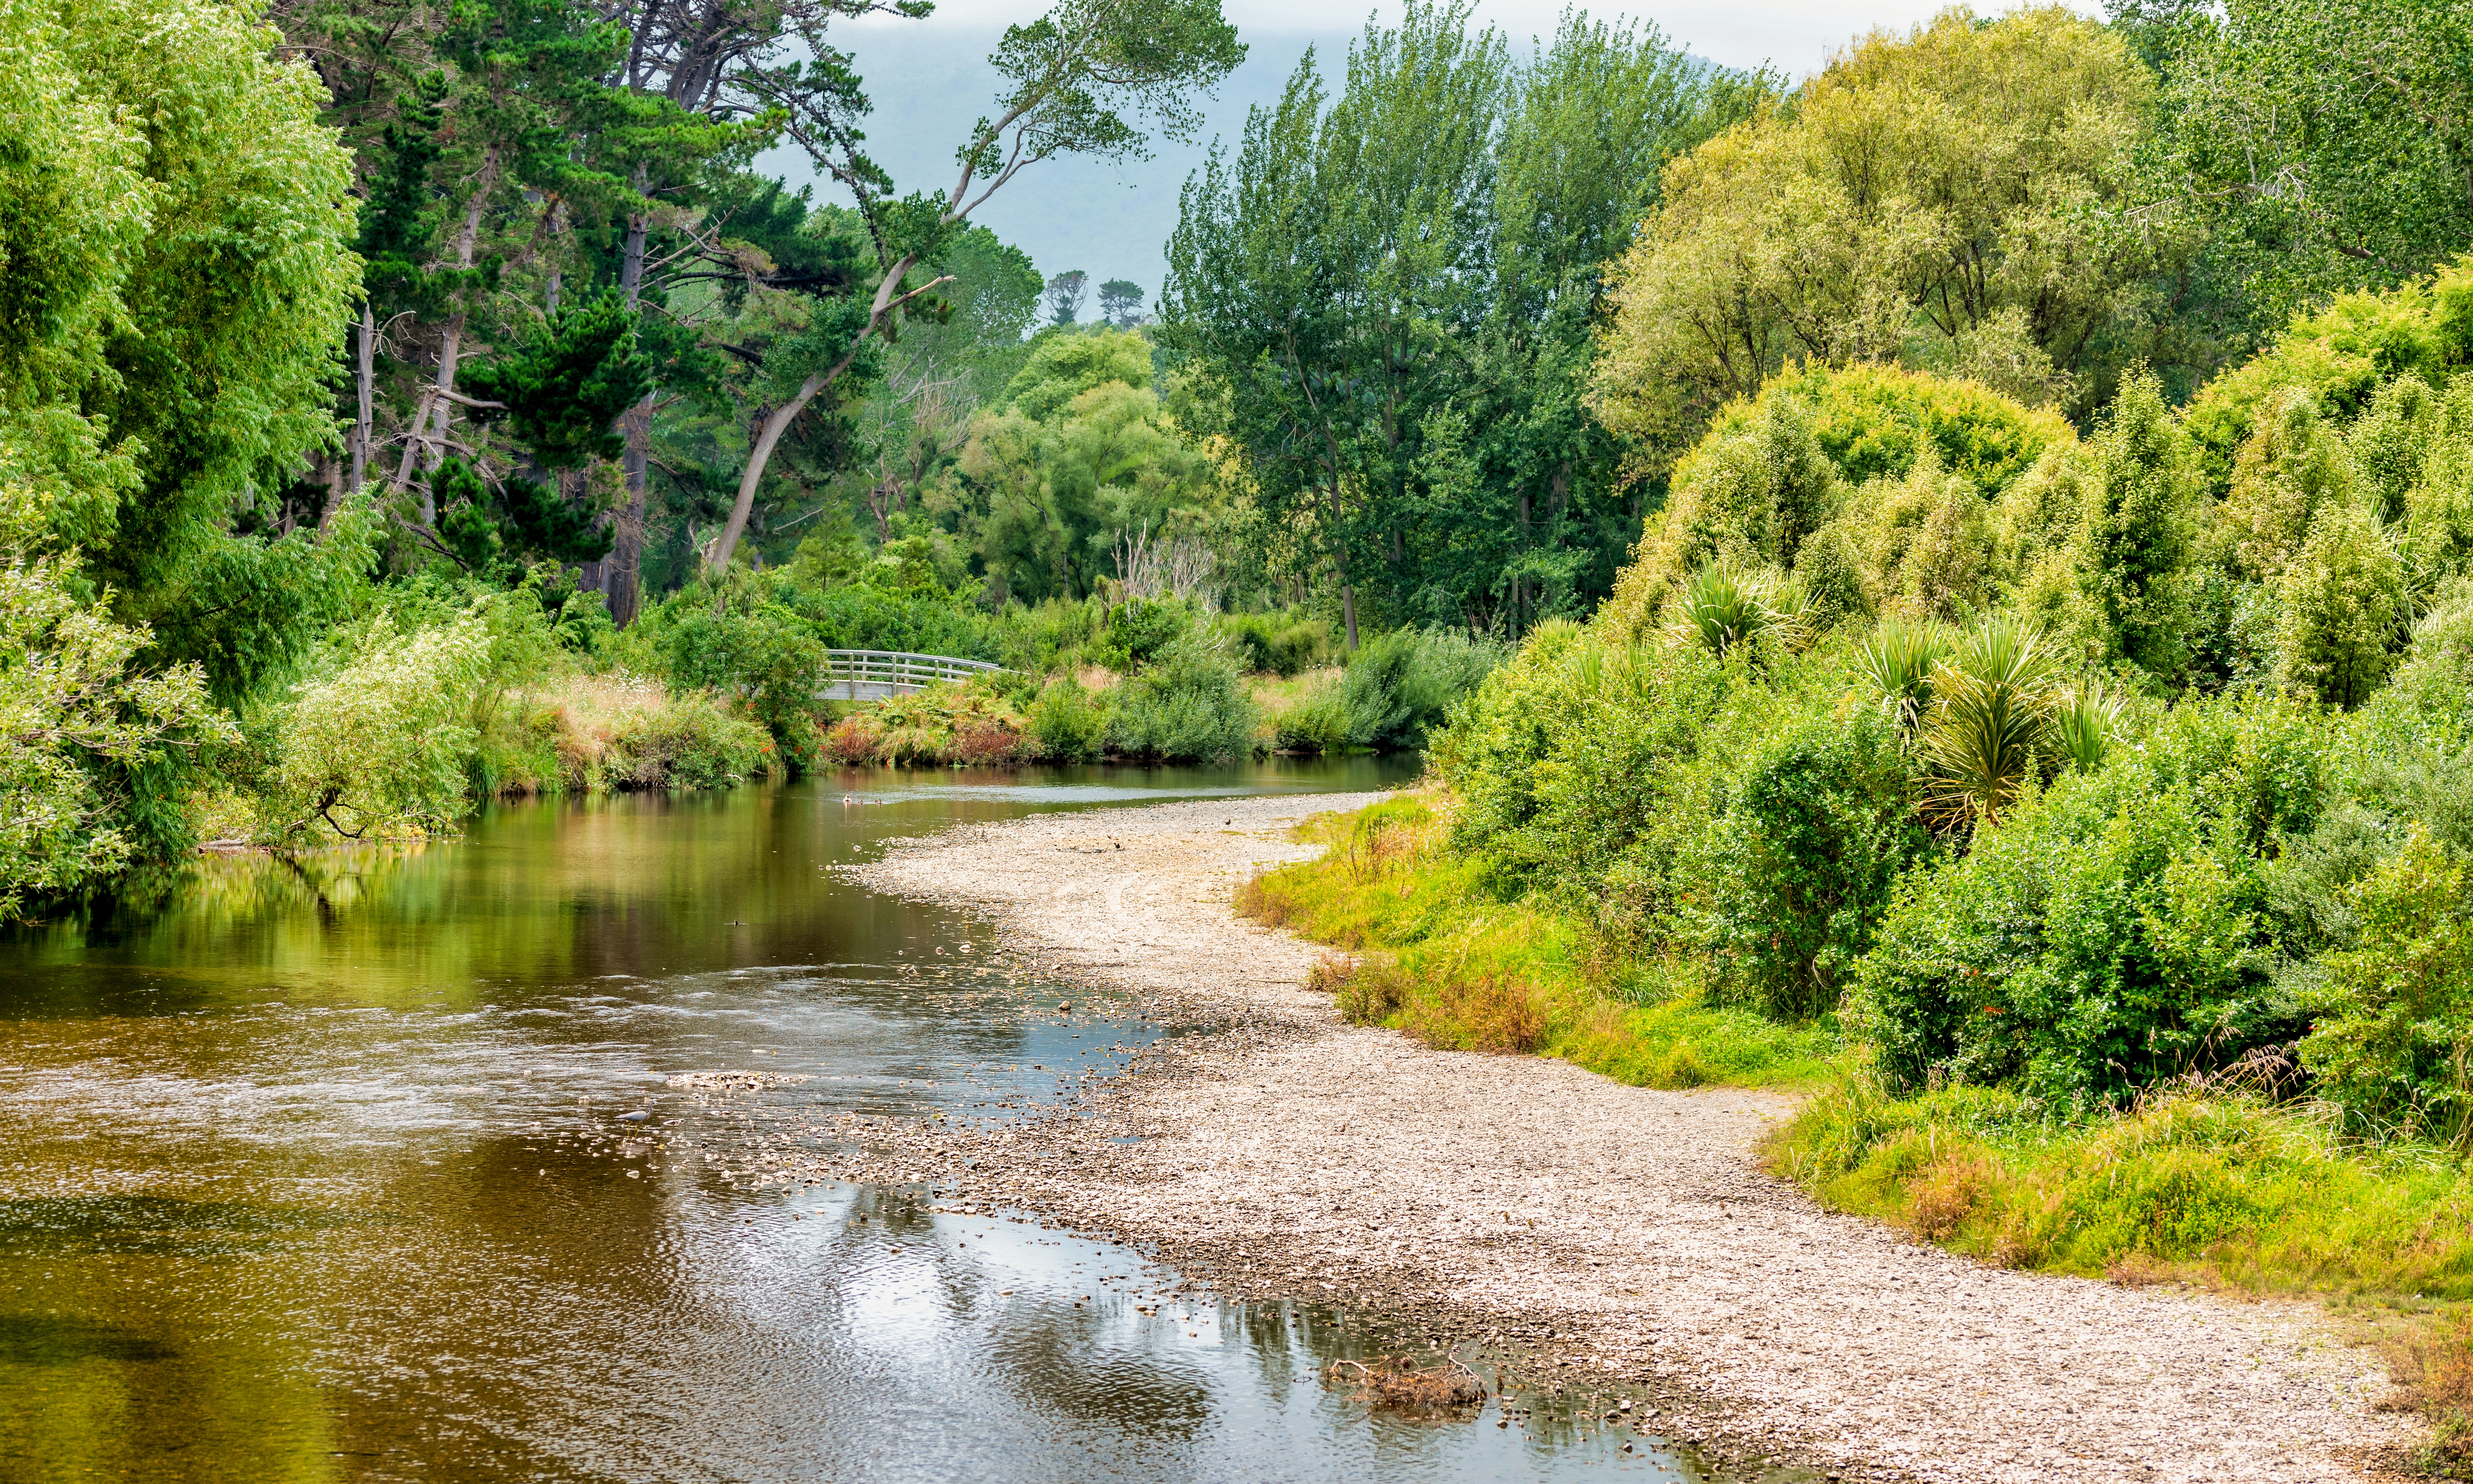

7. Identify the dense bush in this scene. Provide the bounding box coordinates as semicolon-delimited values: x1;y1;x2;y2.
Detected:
1848;690;2335;1105
1218;611;1333;675
2299;826;2473;1146
270;615;495;841
1332;629;1504;752
1102;633;1256;762
1095;596;1195;670
1692;705;1932;1019
1026;677;1107;762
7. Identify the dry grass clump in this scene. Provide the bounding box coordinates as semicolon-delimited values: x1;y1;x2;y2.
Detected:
1401;969;1546;1054
1328;1357;1484;1411
2379;1313;2473;1477
1234;870;1297;928
1907;1152;1999;1242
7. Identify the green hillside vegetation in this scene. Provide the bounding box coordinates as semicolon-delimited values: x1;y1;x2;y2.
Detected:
1245;257;2473;1468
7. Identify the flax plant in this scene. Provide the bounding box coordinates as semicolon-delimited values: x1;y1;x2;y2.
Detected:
1917;616;2060;828
1855;615;1953;729
1673;559;1807;658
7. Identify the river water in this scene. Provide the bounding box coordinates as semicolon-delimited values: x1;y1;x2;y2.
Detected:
0;762;1703;1482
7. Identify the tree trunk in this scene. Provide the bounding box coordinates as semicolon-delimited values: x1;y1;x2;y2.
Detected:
1325;479;1358;652
610;398;650;626
391;144;499;520
608;202;650;624
349;301;374;503
712;389;806;573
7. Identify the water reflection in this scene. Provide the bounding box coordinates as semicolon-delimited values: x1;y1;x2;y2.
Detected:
0;760;1699;1482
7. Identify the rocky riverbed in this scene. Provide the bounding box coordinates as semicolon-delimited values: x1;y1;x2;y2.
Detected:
745;792;2421;1484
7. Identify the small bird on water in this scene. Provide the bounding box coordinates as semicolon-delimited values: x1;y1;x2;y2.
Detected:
617;1110;652;1124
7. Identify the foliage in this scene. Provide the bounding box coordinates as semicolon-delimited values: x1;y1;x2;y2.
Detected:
1849;690;2336;1106
1603;366;2080;637
1096;596;1195;670
1329;628;1503;753
269;616;495;842
2132;0;2473;334
0;491;234;918
1915;617;2063;829
1218;611;1332;675
943;328;1216;606
1164;0;1762;640
2080;372;2204;678
1236;796;1839;1085
823;682;1034;767
2274;497;2411;708
1102;632;1256;761
1592;7;2173;472
1026;676;1107;761
1692;705;1930;1019
2299;826;2473;1147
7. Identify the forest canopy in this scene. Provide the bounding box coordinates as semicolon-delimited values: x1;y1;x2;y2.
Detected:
2;0;2471;920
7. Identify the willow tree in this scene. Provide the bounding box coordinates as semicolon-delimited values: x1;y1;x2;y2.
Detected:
2129;0;2473;331
1591;7;2174;479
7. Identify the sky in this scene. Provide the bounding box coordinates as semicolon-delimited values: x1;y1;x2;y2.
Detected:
754;0;2104;310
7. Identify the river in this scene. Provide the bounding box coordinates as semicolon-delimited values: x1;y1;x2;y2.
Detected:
0;762;1704;1482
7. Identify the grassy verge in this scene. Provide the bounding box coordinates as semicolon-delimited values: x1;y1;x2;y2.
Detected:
1776;1074;2473;1475
1247;794;2473;1475
1233;793;1834;1089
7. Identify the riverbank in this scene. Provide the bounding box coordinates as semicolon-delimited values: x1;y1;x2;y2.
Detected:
834;793;2420;1484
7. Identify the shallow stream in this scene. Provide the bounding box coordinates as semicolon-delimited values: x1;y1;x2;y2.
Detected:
0;762;1705;1482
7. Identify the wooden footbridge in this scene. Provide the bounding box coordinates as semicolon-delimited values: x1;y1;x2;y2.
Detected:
819;650;1005;702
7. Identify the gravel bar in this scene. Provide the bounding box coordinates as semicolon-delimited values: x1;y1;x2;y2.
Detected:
838;791;2420;1484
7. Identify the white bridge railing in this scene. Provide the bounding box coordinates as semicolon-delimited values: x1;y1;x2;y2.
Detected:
819;649;1004;700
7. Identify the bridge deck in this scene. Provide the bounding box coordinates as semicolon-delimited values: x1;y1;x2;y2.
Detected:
818;649;1004;701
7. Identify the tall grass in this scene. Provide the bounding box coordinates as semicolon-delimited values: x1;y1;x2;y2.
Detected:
1235;796;1837;1087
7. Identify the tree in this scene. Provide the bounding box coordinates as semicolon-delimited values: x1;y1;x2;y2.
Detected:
1045;270;1091;325
1591;7;2173;478
2129;0;2473;333
2276;496;2408;707
2082;372;2203;677
707;0;1246;575
1164;2;1755;643
939;327;1213;603
1098;278;1144;326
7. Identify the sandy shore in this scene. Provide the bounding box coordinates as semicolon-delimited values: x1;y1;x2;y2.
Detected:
830;791;2418;1484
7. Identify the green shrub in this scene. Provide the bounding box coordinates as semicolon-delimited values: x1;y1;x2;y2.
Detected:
2080;371;2203;679
1103;633;1256;761
1850;691;2339;1105
1218;610;1332;675
656;592;828;767
1027;677;1107;761
595;686;772;788
1670;559;1791;657
1096;596;1194;671
994;595;1108;674
1336;627;1504;752
1270;684;1352;754
270;615;493;841
2299;826;2473;1145
1691;705;1931;1019
2276;498;2410;709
